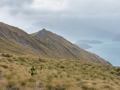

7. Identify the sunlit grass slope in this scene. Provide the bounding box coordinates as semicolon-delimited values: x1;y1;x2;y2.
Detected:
0;53;120;90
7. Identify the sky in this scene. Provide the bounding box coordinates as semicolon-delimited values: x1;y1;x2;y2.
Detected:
0;0;120;65
0;0;120;40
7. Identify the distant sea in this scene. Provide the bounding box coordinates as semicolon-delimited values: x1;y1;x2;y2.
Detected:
74;37;120;66
86;40;120;66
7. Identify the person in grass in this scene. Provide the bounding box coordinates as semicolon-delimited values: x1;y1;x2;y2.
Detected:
30;66;36;76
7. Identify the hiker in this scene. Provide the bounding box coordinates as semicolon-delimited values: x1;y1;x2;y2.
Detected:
30;66;36;76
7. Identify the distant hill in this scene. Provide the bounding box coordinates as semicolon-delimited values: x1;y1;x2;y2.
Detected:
75;40;103;49
0;22;111;65
75;43;92;49
75;40;103;44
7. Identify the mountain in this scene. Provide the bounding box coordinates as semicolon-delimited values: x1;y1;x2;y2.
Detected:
0;22;111;65
75;40;103;44
31;29;111;65
75;40;103;49
75;43;92;49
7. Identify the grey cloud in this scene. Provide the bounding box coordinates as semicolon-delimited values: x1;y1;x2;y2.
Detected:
0;0;33;7
0;0;120;42
9;8;34;16
66;0;120;19
32;17;114;40
1;0;120;18
5;0;120;22
0;0;33;16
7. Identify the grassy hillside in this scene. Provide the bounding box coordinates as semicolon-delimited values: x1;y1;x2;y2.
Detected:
0;53;120;90
31;29;111;65
0;22;112;65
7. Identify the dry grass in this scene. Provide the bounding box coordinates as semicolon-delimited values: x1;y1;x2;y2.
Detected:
0;22;111;65
0;53;120;90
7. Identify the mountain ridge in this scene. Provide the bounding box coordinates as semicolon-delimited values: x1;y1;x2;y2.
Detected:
0;22;111;65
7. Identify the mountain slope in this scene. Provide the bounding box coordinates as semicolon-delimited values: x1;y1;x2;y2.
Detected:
0;22;48;57
0;22;111;65
31;29;111;65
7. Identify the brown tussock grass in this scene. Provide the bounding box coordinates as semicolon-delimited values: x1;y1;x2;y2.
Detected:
0;53;120;90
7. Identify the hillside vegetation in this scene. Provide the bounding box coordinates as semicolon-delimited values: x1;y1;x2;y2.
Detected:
0;22;111;65
0;53;120;90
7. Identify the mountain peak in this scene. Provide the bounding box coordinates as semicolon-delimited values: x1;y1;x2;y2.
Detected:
31;29;48;40
0;22;111;65
31;29;58;42
0;22;4;24
0;22;7;26
0;22;13;27
41;28;46;31
0;22;3;24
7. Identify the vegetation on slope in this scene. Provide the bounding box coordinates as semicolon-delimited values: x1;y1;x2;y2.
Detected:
0;22;111;65
0;53;120;90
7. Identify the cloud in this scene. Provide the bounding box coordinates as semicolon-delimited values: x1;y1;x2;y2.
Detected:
0;0;120;40
30;0;69;11
4;0;120;19
0;0;32;7
2;0;120;20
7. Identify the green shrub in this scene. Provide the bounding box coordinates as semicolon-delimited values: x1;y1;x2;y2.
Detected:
38;58;45;62
18;57;25;62
81;85;98;90
54;84;67;90
46;83;53;90
103;85;114;90
47;75;53;82
20;80;26;86
8;59;13;62
0;64;8;69
1;53;12;57
60;65;65;69
27;78;36;83
116;67;120;72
